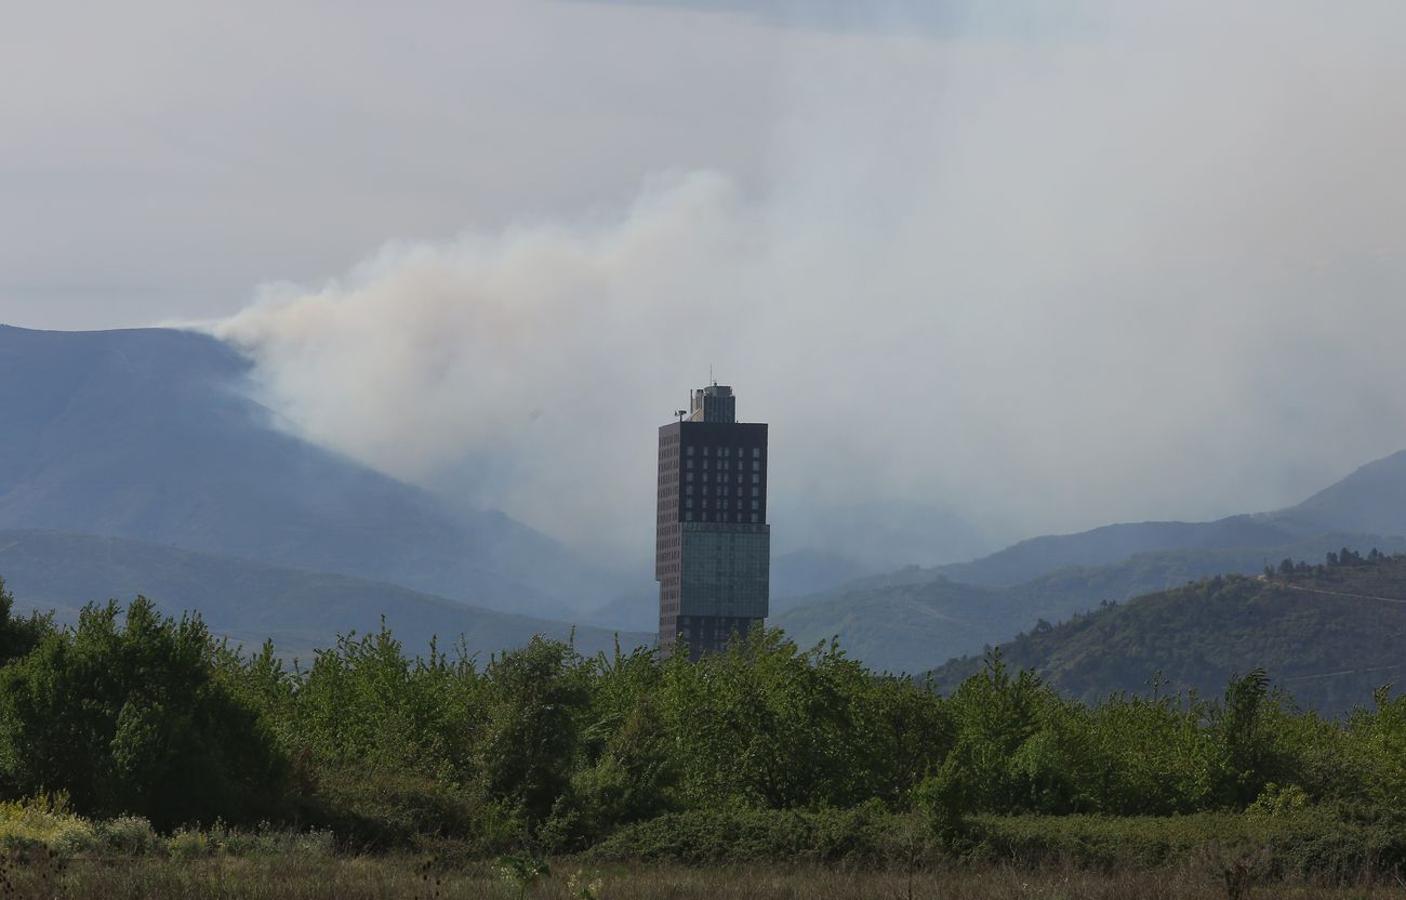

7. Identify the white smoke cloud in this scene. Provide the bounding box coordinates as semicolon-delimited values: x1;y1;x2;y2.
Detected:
218;171;765;562
214;1;1406;569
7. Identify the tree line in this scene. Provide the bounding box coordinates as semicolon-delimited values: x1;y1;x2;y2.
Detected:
0;575;1403;856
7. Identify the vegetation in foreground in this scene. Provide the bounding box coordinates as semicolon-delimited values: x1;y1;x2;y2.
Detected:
4;854;1406;900
1;556;1406;894
0;795;1401;898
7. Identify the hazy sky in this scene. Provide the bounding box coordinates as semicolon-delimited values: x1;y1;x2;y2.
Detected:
7;1;1406;569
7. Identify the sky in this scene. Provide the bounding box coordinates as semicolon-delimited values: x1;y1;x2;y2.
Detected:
6;1;1406;570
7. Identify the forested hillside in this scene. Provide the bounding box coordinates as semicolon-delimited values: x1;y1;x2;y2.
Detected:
777;534;1406;674
771;449;1406;678
930;550;1406;715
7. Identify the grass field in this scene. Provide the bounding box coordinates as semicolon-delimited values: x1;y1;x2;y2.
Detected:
4;800;1405;899
2;855;1405;900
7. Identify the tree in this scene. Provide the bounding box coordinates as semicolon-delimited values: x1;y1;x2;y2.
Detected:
939;651;1067;813
0;598;286;828
476;638;590;827
1212;668;1287;808
0;576;51;666
655;629;881;810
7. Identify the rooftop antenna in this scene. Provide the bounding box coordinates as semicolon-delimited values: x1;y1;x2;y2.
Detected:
710;364;715;386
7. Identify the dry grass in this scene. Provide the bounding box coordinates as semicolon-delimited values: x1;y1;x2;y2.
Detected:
0;854;1403;900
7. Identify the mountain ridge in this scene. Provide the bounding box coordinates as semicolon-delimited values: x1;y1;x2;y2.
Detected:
771;445;1406;674
925;552;1406;716
0;324;623;619
775;530;1406;674
0;528;649;661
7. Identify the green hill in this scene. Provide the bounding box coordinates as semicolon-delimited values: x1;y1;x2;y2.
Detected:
927;550;1406;715
0;529;649;661
774;446;1406;675
775;533;1405;674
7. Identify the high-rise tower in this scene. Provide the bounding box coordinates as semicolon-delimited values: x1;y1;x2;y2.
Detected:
655;384;769;658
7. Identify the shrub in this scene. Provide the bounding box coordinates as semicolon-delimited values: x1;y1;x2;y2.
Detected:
94;816;163;856
969;813;1257;869
200;819;338;858
0;795;97;858
968;807;1406;879
303;766;514;853
167;827;215;860
584;805;908;865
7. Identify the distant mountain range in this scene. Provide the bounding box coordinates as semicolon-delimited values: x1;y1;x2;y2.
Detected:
774;532;1406;674
933;448;1406;588
0;529;648;661
776;450;1406;674
0;324;622;620
0;323;883;654
8;322;1406;681
927;554;1406;716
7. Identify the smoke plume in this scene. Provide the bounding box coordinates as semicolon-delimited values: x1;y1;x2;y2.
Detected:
214;2;1406;568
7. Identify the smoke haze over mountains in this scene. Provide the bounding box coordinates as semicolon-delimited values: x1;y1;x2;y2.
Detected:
7;2;1406;569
